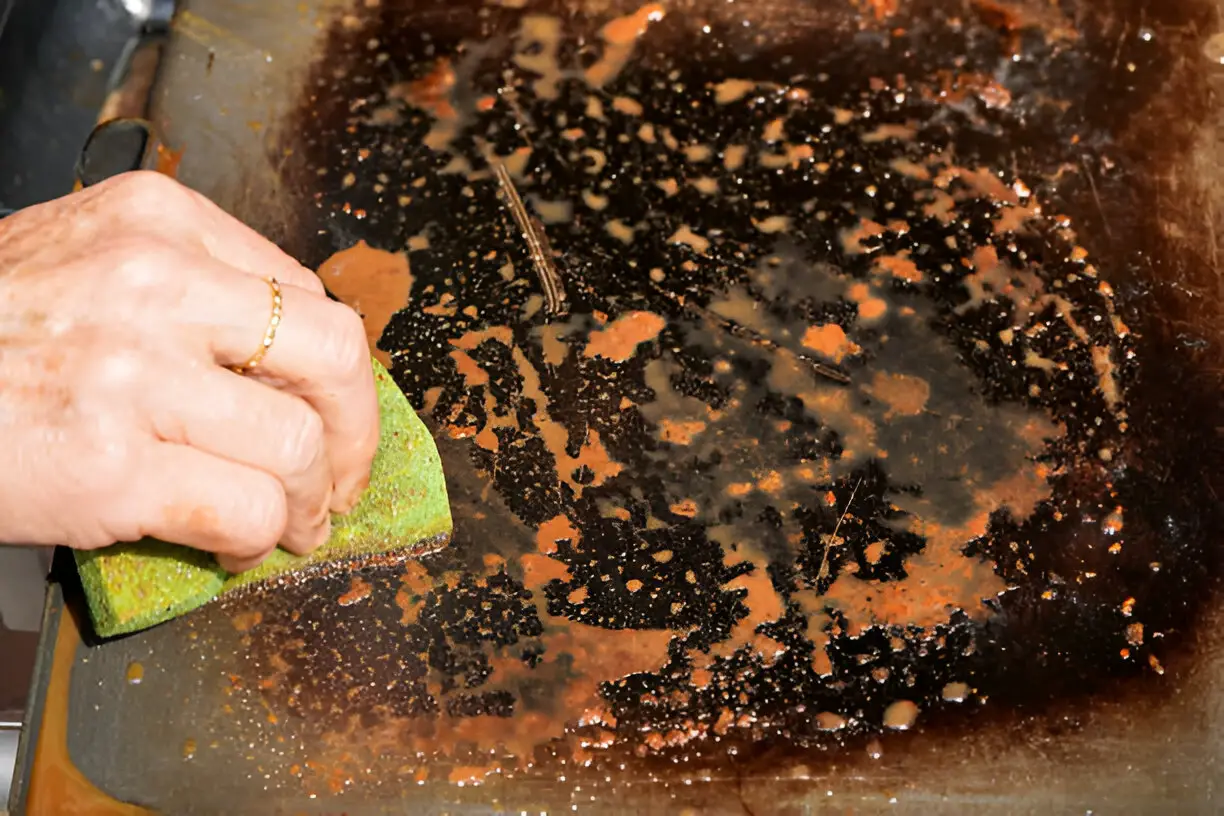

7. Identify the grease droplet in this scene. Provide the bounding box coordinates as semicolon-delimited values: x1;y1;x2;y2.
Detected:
941;682;970;703
883;699;919;730
814;711;846;731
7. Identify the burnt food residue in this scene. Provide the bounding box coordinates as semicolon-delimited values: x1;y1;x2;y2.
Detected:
65;0;1224;807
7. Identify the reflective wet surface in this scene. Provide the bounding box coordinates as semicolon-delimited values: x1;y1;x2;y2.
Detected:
37;0;1224;812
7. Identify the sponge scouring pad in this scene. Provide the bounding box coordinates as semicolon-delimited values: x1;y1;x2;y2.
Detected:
74;358;452;638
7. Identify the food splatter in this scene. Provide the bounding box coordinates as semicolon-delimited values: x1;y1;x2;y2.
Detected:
801;324;860;363
336;576;372;607
863;372;931;418
317;241;413;368
585;4;667;88
583;311;666;362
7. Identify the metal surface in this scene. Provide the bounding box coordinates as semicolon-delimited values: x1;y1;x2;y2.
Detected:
0;732;15;816
9;579;65;816
0;0;153;209
16;0;1224;813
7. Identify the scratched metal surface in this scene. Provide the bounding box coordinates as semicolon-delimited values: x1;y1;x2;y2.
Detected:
37;0;1224;813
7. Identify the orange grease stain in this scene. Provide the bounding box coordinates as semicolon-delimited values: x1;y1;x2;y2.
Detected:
706;551;786;665
318;242;414;367
840;218;886;254
395;562;433;625
847;281;888;321
798;439;1057;674
670;499;699;517
449;764;500;785
540;327;569;366
393;57;457;120
352;550;677;777
584;311;666;362
154;143;184;179
874;252;925;283
856;0;899;21
231;610;263;632
658;418;707;445
451;326;514;350
537;514;580;555
585;4;667;88
864;371;931;417
800;324;860;363
756;471;784;494
449;349;489;387
337;576;372;607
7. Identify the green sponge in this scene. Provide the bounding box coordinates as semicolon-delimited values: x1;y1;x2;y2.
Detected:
74;358;452;638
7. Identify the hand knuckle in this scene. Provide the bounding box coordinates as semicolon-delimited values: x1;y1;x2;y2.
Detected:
86;345;145;393
106;236;177;290
297;270;327;296
282;405;326;476
102;172;198;229
239;479;287;554
109;170;185;205
326;302;374;371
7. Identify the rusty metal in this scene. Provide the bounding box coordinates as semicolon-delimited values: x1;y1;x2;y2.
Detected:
15;0;1224;813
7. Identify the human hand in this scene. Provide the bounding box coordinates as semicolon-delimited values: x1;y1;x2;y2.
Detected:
0;171;379;572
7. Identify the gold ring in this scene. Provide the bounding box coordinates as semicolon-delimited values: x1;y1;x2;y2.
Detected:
231;277;283;375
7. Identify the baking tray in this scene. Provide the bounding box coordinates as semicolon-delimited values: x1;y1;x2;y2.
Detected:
13;0;1224;812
